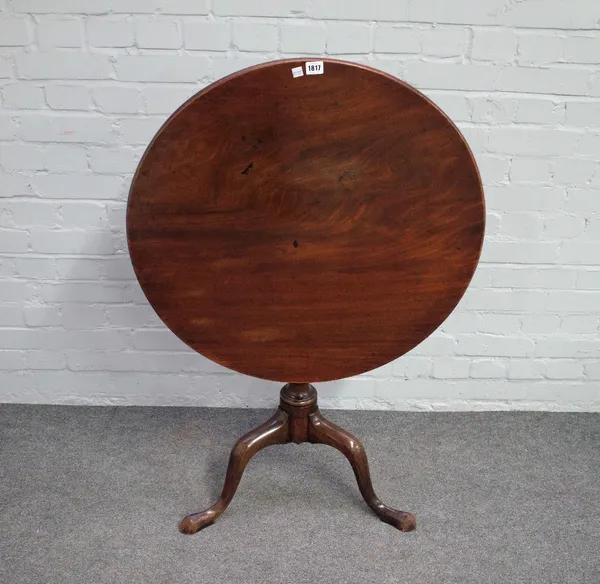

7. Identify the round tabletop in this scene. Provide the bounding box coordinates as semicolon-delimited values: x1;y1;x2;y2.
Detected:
127;59;485;383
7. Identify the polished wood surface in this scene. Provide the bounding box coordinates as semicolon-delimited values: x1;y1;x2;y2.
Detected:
127;58;485;383
179;384;416;534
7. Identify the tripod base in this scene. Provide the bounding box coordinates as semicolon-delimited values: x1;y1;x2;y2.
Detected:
179;383;416;534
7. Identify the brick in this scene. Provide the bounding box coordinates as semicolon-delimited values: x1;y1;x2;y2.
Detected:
477;156;510;185
31;229;115;254
441;312;481;334
471;28;517;62
456;334;534;357
184;20;230;51
37;18;83;48
118;117;163;145
488;128;579;157
0;305;25;326
0;350;25;370
154;0;209;14
115;55;211;82
471;360;506;379
43;145;89;173
432;359;470;379
0;329;45;349
537;268;577;289
0;143;45;171
16;53;112;80
521;314;560;334
0;229;29;252
26;351;66;370
466;289;547;311
584;362;600;380
32;174;122;200
59;202;108;228
45;85;92;111
392;357;433;379
585;217;600;239
93;86;141;114
508;360;544;380
3;200;57;227
0;18;31;46
517;34;564;65
559;243;600;265
35;370;113;397
503;1;600;29
502;214;543;239
0;172;31;198
18;115;116;144
102;257;135;280
281;22;327;54
409;335;456;356
480;314;521;334
87;19;134;47
561;315;598;334
2;83;45;109
13;0;110;13
110;0;209;14
421;27;469;58
326;23;371;54
88;147;141;174
547;291;600;313
13;257;56;279
375;26;419;56
564;35;600;64
544;215;585;239
553;159;596;186
546;360;583;380
62;305;105;329
565;102;600;127
515;99;563;124
0;114;16;140
214;0;307;17
565;189;600;213
213;55;266;79
0;280;28;301
510;158;553;184
575;133;600;158
413;0;504;24
106;305;160;328
485;186;565;211
143;86;195;115
233;22;278;52
497;66;590;96
42;283;124;303
404;62;497;91
535;339;600;358
135;18;181;49
0;372;37;400
55;258;101;280
483;241;558;264
469;96;518;124
0;55;12;78
24;307;61;327
131;329;189;351
427;93;470;122
577;271;600;290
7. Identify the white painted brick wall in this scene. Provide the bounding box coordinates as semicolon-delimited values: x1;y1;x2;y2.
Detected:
1;0;600;411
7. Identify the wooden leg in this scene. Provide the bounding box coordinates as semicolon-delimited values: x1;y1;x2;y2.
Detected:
308;409;416;532
178;408;290;534
179;384;416;534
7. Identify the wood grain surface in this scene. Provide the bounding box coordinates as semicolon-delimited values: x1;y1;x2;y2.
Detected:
127;58;485;383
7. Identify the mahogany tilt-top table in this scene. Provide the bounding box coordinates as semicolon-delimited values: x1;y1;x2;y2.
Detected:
127;59;485;534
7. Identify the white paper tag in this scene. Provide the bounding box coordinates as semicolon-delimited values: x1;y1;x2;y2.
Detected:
305;61;324;75
291;66;304;78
